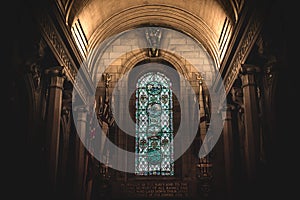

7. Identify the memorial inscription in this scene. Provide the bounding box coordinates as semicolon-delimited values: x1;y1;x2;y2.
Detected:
122;181;189;198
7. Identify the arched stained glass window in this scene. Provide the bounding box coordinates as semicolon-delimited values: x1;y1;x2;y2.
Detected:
135;72;174;176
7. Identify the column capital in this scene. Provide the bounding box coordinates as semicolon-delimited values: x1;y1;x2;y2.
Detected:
45;66;66;78
239;64;260;88
240;64;261;75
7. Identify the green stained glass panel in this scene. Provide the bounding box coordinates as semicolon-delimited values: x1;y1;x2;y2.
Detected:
135;72;174;176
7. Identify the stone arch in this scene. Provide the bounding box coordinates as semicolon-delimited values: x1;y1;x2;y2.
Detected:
121;49;189;79
102;48;209;92
87;4;220;75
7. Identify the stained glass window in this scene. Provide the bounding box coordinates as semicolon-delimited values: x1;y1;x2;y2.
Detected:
135;72;174;176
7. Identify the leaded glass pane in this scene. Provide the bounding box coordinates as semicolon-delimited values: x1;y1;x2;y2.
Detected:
135;72;174;176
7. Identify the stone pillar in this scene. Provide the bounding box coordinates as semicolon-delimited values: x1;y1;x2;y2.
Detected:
74;106;88;200
221;104;235;199
180;81;190;178
239;64;261;182
59;83;72;195
84;156;95;200
44;66;65;192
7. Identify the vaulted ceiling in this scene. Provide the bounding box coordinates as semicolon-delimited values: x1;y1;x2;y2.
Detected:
58;0;245;66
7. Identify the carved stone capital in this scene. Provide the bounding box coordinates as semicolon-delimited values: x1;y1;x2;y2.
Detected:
240;64;261;75
45;66;66;77
45;66;66;90
239;64;260;89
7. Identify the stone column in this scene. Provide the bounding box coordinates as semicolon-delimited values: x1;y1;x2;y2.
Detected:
84;156;95;200
74;106;88;200
44;66;65;191
180;80;190;178
59;84;72;195
239;64;260;182
221;104;235;199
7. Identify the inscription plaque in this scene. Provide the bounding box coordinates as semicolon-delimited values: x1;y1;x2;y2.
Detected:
120;181;189;198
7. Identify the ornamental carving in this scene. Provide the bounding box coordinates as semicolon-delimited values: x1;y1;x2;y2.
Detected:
145;27;162;57
39;16;77;81
39;15;91;103
224;13;261;93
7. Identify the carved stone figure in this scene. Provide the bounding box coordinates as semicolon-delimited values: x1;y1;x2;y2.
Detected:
145;27;162;57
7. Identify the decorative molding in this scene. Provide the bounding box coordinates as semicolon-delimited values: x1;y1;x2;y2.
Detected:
73;73;88;103
39;15;89;103
223;14;262;94
55;0;75;25
40;16;76;80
